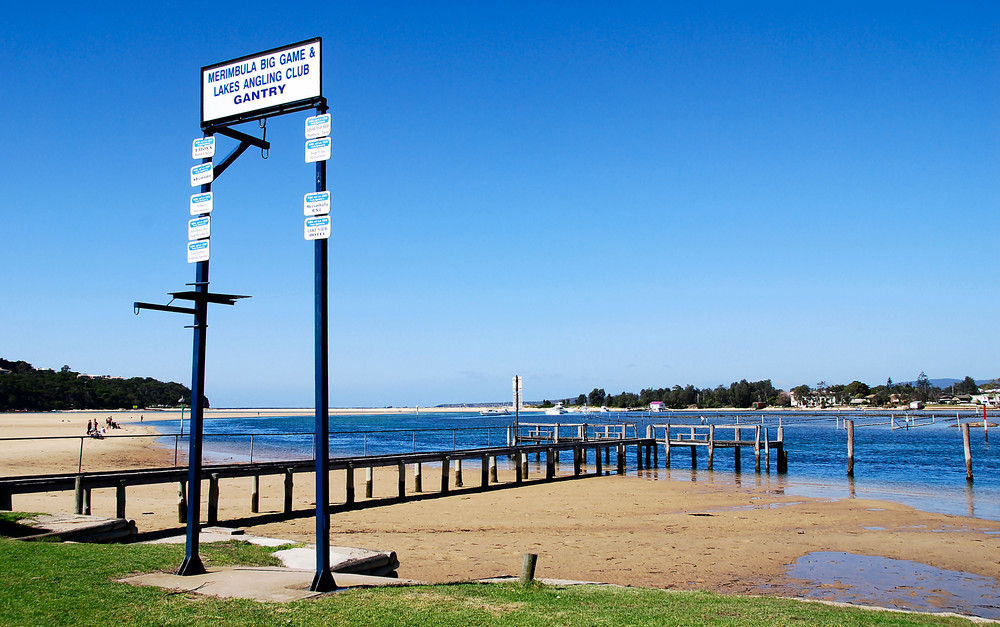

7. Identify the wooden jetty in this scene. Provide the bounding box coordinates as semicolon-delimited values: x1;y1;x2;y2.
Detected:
0;422;787;531
653;424;787;473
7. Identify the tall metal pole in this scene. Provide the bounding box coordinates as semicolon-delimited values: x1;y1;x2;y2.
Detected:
310;100;336;592
177;146;212;576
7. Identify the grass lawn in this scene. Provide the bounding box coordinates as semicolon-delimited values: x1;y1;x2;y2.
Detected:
0;514;982;626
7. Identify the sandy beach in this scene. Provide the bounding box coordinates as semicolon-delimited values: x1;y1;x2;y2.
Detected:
2;410;999;608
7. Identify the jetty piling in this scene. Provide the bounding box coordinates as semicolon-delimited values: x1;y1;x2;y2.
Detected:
847;420;855;477
962;423;973;482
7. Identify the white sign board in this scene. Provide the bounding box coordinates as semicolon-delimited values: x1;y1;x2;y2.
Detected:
202;38;322;126
304;215;331;240
190;191;213;215
190;162;214;187
305;137;331;163
192;137;216;159
303;190;331;216
188;216;211;241
305;113;331;139
187;239;210;263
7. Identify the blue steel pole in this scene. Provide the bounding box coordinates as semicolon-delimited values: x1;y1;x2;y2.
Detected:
178;148;212;576
310;101;336;592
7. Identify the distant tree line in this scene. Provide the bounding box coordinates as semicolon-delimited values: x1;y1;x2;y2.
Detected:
548;373;989;410
549;379;782;410
0;358;198;411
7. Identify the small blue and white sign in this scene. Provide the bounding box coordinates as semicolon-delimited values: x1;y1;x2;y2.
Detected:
190;162;214;186
190;191;214;215
304;215;331;240
305;137;331;163
188;216;211;241
305;113;331;139
192;137;216;159
187;239;210;263
303;190;331;216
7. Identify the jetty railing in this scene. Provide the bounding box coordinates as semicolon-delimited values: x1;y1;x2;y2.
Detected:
0;425;519;475
0;436;658;523
650;423;787;473
514;422;639;444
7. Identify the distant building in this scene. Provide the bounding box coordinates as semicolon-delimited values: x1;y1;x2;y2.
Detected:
649;401;665;412
789;390;838;408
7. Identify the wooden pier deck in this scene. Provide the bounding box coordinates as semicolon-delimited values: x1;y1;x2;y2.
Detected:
0;422;788;529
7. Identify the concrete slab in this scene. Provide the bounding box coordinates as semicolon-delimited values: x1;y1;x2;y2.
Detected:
141;531;297;548
120;567;423;603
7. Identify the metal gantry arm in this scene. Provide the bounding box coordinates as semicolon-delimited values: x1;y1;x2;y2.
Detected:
133;124;261;577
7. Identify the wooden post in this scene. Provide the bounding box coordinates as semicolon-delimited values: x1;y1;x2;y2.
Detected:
397;461;406;499
546;448;555;479
481;455;489;488
573;446;581;476
251;475;260;513
645;441;651;468
116;480;126;519
617;444;625;474
74;476;84;515
846;420;855;477
83;488;91;516
208;473;219;525
690;445;697;470
962;423;973;482
754;425;762;473
595;446;603;475
764;427;771;473
455;458;463;487
515;450;523;484
604;446;610;465
177;481;187;523
707;424;715;471
441;456;451;493
345;464;355;505
489;456;498;483
776;426;787;473
521;451;529;480
284;468;294;513
734;428;742;472
414;462;422;493
365;467;373;499
664;425;671;468
521;553;538;585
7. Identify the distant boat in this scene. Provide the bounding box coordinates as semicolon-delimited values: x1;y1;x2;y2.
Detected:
544;403;566;415
480;407;511;416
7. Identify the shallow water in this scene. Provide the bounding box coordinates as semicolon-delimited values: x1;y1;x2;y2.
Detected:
783;551;1000;619
148;409;1000;521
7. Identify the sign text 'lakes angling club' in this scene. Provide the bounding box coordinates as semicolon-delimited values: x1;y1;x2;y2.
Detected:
202;39;322;126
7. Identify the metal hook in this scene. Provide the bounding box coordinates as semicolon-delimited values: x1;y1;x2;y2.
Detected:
260;118;269;159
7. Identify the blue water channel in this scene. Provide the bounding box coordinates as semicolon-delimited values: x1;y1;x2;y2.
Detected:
148;409;999;521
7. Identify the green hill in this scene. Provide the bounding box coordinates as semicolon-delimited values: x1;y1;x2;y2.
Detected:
0;359;198;411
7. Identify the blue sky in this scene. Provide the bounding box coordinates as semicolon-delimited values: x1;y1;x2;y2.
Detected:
2;2;997;407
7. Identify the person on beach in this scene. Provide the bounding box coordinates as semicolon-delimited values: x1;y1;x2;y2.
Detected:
86;420;92;435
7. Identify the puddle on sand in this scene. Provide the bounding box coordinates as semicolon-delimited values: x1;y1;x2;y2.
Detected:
784;552;1000;619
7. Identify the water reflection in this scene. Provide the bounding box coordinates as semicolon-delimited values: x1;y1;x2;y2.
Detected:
784;551;1000;619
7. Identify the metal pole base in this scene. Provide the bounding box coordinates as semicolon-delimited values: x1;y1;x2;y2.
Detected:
310;569;337;593
176;555;206;576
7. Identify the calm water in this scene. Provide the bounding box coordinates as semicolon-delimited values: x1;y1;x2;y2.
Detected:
149;409;999;521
